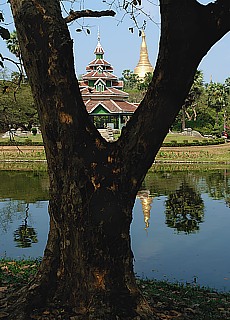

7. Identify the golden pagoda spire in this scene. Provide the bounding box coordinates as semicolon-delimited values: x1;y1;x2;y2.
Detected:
134;30;153;79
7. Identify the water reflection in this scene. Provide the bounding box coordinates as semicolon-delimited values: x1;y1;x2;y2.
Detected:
0;169;49;257
0;165;230;291
13;203;38;248
165;182;204;234
136;190;153;230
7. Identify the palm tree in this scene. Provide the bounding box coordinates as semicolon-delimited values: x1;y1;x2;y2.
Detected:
207;81;228;130
181;70;204;131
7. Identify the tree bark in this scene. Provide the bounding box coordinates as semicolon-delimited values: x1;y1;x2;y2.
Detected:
182;107;186;131
8;0;230;319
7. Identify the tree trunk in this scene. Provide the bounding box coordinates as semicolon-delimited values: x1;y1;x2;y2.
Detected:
182;107;186;131
9;183;151;319
8;0;230;319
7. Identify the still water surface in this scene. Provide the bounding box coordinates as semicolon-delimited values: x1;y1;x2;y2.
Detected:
0;164;230;292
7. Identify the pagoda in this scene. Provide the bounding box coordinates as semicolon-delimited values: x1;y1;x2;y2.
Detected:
134;30;153;79
79;31;137;129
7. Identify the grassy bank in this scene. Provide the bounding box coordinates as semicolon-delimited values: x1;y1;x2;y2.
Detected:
0;259;230;319
1;132;229;163
1;142;230;164
155;143;230;163
0;146;46;161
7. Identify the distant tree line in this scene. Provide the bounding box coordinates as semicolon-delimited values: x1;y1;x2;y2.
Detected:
0;75;38;132
121;69;230;137
0;29;38;132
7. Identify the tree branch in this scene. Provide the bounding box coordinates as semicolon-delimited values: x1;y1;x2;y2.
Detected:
65;9;116;23
205;0;230;38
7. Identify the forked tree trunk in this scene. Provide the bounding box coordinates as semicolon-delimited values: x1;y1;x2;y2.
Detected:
8;0;230;319
19;172;149;319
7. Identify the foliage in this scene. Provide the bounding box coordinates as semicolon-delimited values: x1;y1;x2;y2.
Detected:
122;69;140;90
206;81;229;125
6;31;20;58
162;137;225;147
165;182;204;234
179;70;204;130
137;72;153;92
122;70;153;102
122;69;230;135
125;88;144;102
172;74;230;136
185;70;204;109
0;258;41;285
140;278;230;320
31;127;37;135
0;80;38;131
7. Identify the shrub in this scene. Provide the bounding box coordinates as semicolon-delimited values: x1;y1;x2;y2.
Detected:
162;138;225;147
31;128;37;136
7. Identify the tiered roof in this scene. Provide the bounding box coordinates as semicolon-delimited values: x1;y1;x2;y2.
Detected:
79;31;137;115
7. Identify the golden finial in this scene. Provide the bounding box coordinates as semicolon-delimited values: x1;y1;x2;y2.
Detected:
134;30;154;79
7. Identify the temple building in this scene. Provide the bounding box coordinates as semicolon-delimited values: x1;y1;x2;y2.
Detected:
79;32;137;129
134;30;154;79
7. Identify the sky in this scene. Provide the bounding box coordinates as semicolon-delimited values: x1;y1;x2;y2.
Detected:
0;0;229;84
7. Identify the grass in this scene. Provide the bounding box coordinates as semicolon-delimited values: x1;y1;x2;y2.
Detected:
1;133;230;164
0;145;46;161
0;259;230;319
0;133;213;145
155;149;230;163
139;278;230;319
0;134;43;144
0;258;41;286
156;140;230;163
163;133;205;144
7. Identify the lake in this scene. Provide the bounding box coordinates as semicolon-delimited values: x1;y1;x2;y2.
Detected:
0;164;230;292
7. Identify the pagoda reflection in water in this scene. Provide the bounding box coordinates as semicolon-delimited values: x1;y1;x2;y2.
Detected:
136;190;153;230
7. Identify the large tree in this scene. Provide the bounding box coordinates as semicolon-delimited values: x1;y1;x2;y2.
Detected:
7;0;230;319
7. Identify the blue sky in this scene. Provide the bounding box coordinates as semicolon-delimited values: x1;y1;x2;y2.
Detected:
1;0;229;84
